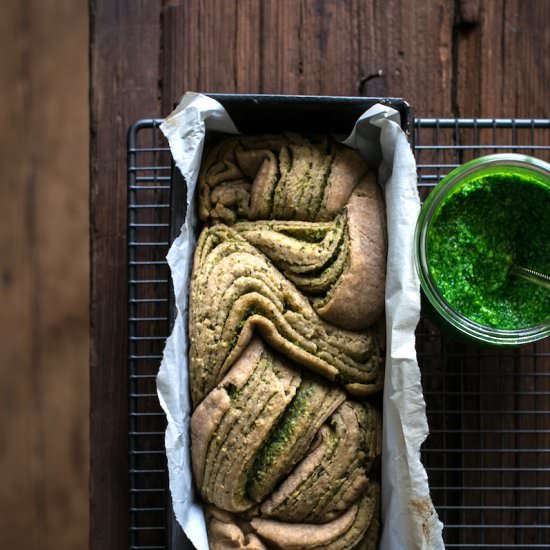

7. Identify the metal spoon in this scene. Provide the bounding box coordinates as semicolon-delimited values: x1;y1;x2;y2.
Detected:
510;265;550;291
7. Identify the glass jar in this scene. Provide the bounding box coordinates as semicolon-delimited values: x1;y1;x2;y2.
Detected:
415;153;550;347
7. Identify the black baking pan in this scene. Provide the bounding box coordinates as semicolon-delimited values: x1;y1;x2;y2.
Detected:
169;93;412;239
166;93;412;549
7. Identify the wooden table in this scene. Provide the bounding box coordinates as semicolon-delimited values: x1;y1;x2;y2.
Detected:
90;2;550;548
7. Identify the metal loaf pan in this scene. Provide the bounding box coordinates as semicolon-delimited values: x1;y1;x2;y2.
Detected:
167;93;411;549
170;93;412;238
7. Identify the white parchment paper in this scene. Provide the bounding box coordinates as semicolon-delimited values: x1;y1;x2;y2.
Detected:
158;92;444;550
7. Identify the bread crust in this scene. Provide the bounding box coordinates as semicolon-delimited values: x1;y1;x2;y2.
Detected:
189;133;385;549
315;172;387;330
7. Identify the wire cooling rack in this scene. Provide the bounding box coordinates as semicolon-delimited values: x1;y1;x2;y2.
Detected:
127;118;550;550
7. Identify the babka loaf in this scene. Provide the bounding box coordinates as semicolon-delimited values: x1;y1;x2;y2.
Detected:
189;133;386;549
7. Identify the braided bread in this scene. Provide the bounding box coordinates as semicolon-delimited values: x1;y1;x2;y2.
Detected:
189;133;386;549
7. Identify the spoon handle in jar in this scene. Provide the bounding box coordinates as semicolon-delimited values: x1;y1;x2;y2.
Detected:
511;265;550;291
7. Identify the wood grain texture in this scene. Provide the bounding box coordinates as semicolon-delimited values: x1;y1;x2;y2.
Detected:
90;1;162;549
0;0;89;549
90;1;550;548
456;0;550;117
90;1;160;550
163;0;455;113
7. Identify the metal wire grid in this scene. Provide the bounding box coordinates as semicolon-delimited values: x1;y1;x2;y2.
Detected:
415;118;550;549
127;118;550;550
128;119;171;550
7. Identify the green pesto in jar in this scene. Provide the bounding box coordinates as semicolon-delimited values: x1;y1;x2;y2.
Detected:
428;169;550;329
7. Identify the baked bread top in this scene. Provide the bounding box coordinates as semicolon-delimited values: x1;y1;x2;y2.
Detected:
189;133;386;550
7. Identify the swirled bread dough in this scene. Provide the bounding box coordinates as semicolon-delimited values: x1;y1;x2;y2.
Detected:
189;133;386;549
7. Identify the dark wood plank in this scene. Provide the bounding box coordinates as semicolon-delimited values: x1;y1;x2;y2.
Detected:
0;1;89;548
161;0;263;115
90;2;161;549
268;0;361;95
359;0;455;116
162;0;454;115
0;4;40;547
456;0;550;117
453;6;550;544
91;1;550;547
